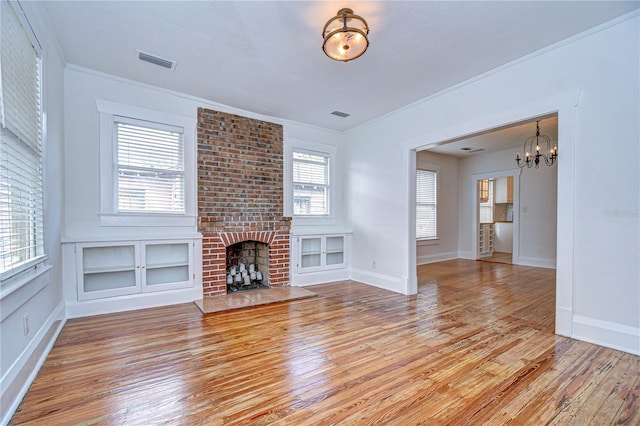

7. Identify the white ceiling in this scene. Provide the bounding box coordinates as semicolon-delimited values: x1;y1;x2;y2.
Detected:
428;115;558;157
41;1;639;132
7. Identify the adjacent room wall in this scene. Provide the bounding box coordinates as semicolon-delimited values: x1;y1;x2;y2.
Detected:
457;146;557;268
0;3;66;424
416;151;459;264
346;14;639;354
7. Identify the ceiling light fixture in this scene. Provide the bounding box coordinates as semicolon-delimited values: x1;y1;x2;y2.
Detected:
516;120;558;168
322;8;369;62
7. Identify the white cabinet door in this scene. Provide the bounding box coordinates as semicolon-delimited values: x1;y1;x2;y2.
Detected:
77;242;141;301
297;235;345;273
324;236;345;269
299;237;323;272
76;239;194;301
141;240;193;292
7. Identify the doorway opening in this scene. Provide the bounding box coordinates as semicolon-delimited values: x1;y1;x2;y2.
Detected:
414;114;559;324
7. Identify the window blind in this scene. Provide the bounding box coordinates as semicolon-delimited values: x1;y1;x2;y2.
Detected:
416;169;437;239
292;150;329;216
114;116;185;214
0;0;44;276
479;179;494;223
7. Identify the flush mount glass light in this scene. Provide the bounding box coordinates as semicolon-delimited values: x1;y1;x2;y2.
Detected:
322;8;369;62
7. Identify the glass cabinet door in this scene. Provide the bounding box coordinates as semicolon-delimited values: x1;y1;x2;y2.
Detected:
325;236;344;266
297;235;347;273
79;243;139;300
300;237;322;268
141;240;193;291
144;243;190;286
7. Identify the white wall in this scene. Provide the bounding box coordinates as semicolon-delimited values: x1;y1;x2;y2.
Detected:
346;14;639;354
457;146;557;268
63;66;346;241
416;151;459;264
0;3;66;424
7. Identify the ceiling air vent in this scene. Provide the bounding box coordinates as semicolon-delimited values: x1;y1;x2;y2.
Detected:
137;50;177;70
331;110;350;118
461;147;485;153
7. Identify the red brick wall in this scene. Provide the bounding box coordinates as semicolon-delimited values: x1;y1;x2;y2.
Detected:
197;108;291;297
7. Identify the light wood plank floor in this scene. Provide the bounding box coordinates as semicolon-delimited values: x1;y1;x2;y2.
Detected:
479;251;512;265
11;260;639;425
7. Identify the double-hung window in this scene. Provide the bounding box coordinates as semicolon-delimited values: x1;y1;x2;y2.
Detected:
416;169;437;240
292;150;330;216
479;179;494;223
114;116;185;214
0;0;44;278
97;100;196;227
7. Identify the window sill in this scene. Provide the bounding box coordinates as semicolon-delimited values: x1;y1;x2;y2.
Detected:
100;213;197;227
1;262;51;321
417;238;440;247
292;216;336;227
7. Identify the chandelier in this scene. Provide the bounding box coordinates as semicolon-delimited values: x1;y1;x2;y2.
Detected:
322;8;369;62
516;121;558;168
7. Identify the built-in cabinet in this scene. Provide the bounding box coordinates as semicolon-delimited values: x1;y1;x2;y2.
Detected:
77;240;193;301
298;235;345;272
63;237;201;317
291;233;351;286
479;223;494;257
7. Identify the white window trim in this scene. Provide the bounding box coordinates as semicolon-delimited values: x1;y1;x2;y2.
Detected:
416;163;440;242
284;139;337;226
96;99;196;227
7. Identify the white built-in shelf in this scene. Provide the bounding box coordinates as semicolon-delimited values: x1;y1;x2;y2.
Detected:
84;265;136;274
146;261;189;270
74;239;194;301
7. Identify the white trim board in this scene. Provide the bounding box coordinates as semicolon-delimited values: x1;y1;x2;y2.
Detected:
417;251;459;266
65;286;202;318
518;256;556;269
572;315;640;356
292;268;350;287
350;268;404;294
1;301;66;426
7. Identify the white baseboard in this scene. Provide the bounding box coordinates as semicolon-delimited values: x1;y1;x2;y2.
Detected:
555;306;572;337
291;268;350;287
66;286;202;318
417;251;459;265
572;315;640;355
458;251;474;260
1;301;66;426
350;268;403;294
517;256;556;269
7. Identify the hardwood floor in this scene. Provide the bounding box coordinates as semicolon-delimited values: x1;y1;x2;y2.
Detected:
11;260;639;425
478;251;512;265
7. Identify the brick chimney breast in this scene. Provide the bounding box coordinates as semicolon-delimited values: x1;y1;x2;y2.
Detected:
197;108;291;297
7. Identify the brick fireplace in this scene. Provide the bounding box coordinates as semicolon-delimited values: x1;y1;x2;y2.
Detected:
197;108;291;297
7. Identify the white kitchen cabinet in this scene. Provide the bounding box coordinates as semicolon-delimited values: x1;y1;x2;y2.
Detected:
76;239;194;301
494;222;513;253
495;176;514;204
